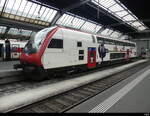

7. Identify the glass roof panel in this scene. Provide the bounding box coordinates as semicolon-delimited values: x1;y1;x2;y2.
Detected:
10;0;22;15
57;13;102;32
71;17;85;29
0;26;7;34
26;3;37;18
99;0;116;8
56;14;66;25
57;14;83;29
95;25;102;33
43;9;53;21
21;29;32;36
120;35;128;40
8;28;34;36
37;6;46;19
47;10;57;22
91;0;148;31
101;28;114;36
81;21;97;33
5;0;16;13
110;31;121;38
30;4;40;19
138;26;147;31
40;7;49;20
0;0;5;11
64;16;74;27
21;2;32;17
115;10;128;17
8;28;19;35
0;0;57;24
16;0;27;16
132;21;142;27
123;15;135;21
109;4;124;12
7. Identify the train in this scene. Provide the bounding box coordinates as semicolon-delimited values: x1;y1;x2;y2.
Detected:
14;26;137;81
0;40;26;61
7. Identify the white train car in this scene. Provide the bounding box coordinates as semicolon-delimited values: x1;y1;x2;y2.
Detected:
15;26;137;81
0;40;27;60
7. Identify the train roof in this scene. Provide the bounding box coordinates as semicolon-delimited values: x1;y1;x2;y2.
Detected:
58;26;136;44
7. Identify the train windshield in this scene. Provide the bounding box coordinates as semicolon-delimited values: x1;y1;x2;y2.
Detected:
24;26;56;54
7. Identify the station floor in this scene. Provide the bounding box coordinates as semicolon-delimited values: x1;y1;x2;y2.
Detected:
67;63;150;113
0;60;19;71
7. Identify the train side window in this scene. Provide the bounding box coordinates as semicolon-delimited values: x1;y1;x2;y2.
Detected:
79;50;84;54
77;42;82;47
79;50;84;60
48;39;63;49
97;37;104;44
79;56;84;60
92;36;96;43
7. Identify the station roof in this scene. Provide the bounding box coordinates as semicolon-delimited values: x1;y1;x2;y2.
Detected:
29;0;150;38
119;0;150;37
32;0;148;31
0;0;149;40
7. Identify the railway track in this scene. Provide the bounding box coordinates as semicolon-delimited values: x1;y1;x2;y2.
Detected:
0;70;25;85
9;59;149;113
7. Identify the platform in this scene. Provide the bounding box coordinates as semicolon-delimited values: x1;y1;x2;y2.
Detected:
0;61;19;72
67;62;150;113
0;60;147;113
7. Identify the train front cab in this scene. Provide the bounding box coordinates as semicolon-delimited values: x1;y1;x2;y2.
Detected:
14;26;59;81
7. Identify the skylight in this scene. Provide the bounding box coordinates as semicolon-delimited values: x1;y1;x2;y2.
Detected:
56;13;102;33
0;0;57;26
0;26;7;34
0;0;126;39
91;0;148;31
8;28;33;36
110;31;122;38
101;28;114;36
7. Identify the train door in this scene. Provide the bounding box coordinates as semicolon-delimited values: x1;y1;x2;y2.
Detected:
0;44;3;61
87;47;96;68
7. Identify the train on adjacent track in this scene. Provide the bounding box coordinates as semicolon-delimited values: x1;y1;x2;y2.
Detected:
14;26;137;81
0;40;26;61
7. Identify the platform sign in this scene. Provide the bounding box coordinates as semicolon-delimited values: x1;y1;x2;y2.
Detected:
87;47;96;68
